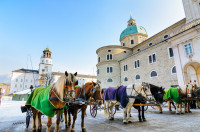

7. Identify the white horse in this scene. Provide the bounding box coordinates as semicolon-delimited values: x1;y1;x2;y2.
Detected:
104;82;149;124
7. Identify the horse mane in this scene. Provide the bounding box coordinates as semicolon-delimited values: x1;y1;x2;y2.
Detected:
53;73;77;99
126;83;144;96
53;75;66;99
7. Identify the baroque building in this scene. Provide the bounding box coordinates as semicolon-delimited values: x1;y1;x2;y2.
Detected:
96;0;200;88
10;48;96;94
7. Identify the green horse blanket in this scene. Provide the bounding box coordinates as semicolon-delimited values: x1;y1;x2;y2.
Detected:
26;85;66;117
163;87;182;104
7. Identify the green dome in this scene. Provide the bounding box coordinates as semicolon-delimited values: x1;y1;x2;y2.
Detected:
120;25;147;40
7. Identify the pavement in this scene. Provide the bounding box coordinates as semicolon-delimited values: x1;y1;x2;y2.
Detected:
1;101;200;132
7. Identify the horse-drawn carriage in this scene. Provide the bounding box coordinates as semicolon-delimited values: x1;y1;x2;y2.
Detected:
21;70;200;132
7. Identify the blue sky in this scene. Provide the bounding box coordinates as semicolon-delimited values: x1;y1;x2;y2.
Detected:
0;0;185;78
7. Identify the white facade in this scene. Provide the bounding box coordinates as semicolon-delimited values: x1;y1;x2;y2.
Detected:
10;69;39;94
10;48;97;94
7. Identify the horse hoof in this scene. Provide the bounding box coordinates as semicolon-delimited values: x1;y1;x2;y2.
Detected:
185;111;188;113
143;119;146;121
176;113;180;115
160;112;163;114
123;122;128;124
189;111;192;113
38;129;41;132
33;130;36;132
181;113;184;114
128;121;132;123
82;128;86;132
65;125;69;128
139;120;142;122
71;130;75;132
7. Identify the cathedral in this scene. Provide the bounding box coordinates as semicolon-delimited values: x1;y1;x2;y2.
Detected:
96;0;200;88
10;48;96;94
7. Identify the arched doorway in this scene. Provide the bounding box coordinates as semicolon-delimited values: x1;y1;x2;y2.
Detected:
184;62;200;86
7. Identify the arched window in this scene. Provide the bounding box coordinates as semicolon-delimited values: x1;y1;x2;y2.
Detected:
98;57;100;63
136;75;140;80
107;78;113;82
151;71;158;77
107;54;113;60
124;77;128;82
172;66;176;74
149;43;152;46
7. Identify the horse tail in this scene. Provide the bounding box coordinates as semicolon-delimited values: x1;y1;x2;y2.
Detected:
104;101;108;117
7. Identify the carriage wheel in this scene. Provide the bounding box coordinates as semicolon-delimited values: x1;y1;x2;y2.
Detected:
144;106;148;111
90;104;97;118
108;104;116;116
26;112;31;128
60;113;64;123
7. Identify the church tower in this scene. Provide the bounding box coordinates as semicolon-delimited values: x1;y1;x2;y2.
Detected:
182;0;200;23
39;48;53;75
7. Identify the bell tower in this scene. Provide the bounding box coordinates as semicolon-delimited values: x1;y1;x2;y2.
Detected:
128;14;136;27
39;48;53;75
182;0;200;23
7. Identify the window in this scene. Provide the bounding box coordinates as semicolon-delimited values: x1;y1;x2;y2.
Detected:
172;66;176;74
124;77;128;82
26;79;28;82
131;40;134;44
42;60;44;63
137;49;140;52
107;78;113;82
168;48;174;57
108;50;111;52
98;57;100;63
16;79;18;82
31;80;33;83
124;51;126;53
136;75;140;80
21;79;23;82
25;85;27;88
134;60;140;68
149;43;152;46
123;43;125;46
164;35;169;39
97;69;99;75
151;71;158;77
123;65;128;71
20;84;22;88
149;54;156;64
15;84;17;88
107;67;113;73
184;43;193;55
107;54;113;60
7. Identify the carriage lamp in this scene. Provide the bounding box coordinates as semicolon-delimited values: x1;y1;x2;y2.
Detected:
30;85;34;92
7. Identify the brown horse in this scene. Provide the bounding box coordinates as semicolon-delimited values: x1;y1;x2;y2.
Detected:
64;81;102;132
28;71;77;132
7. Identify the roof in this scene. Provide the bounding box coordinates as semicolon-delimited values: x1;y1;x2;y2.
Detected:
14;89;31;95
96;45;131;54
120;25;147;40
12;68;39;74
52;72;96;79
43;48;51;52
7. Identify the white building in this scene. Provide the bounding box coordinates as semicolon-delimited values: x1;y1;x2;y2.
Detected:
10;48;96;94
96;0;200;88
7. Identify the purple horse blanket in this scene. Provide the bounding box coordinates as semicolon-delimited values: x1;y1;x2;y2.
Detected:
103;86;129;108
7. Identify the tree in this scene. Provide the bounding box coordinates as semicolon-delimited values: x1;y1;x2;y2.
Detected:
44;73;54;87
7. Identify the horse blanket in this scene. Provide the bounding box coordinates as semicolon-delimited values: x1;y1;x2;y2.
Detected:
103;86;129;108
26;85;66;117
163;87;182;104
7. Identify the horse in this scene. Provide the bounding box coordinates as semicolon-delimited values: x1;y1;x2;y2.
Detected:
189;80;200;109
103;82;150;124
159;84;193;114
133;84;165;122
64;81;102;132
25;71;78;132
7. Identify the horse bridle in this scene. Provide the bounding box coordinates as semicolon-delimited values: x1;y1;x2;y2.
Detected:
91;83;102;100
